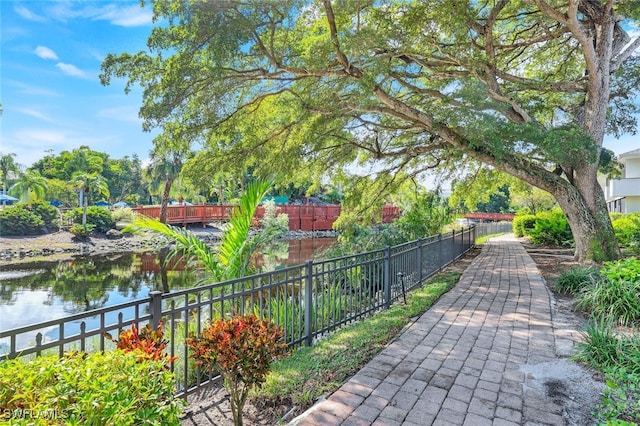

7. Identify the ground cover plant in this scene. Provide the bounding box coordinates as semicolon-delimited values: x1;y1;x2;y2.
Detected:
563;256;640;425
575;258;640;327
251;270;461;417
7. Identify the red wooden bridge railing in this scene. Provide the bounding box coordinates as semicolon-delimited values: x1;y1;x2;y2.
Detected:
131;204;401;231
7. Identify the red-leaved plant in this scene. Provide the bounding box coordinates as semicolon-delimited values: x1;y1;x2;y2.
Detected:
185;314;288;426
105;322;177;364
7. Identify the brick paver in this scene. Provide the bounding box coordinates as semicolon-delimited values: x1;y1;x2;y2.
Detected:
290;234;592;426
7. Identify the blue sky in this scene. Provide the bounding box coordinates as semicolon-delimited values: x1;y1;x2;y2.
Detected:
1;0;157;168
1;1;638;170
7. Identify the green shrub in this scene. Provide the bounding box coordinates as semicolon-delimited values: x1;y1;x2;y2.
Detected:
555;266;599;295
0;204;45;236
0;350;184;425
576;258;640;327
69;223;95;237
25;202;59;230
111;207;135;222
613;216;640;247
186;314;288;426
64;206;115;232
602;257;640;283
512;214;537;237
527;210;573;246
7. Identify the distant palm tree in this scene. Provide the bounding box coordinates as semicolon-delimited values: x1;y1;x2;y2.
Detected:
146;147;189;223
0;153;19;196
9;169;48;202
71;171;110;226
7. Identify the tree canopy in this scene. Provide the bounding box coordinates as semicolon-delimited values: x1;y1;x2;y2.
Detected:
101;0;640;261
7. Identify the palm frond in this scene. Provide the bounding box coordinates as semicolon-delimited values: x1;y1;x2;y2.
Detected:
124;215;220;277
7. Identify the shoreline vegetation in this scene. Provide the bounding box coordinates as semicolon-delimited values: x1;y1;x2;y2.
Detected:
0;227;338;266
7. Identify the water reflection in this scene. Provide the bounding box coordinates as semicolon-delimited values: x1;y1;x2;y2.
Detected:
0;238;335;331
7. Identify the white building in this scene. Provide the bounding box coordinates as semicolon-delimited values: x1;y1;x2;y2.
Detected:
605;148;640;213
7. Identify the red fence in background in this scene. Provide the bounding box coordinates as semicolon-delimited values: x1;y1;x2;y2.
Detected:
462;212;515;221
131;204;401;231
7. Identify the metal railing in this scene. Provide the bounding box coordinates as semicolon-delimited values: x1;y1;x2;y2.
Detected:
473;221;513;239
1;226;479;399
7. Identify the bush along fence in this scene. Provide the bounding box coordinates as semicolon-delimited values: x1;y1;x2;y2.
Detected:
0;225;509;400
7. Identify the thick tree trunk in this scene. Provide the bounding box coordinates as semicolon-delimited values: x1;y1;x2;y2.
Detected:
550;172;619;262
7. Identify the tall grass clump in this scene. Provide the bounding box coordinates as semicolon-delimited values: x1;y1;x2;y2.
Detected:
576;258;640;327
555;266;599;295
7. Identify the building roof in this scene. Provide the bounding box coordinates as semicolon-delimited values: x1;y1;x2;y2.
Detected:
618;148;640;160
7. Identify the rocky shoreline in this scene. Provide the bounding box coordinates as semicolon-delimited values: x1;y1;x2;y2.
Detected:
0;227;338;265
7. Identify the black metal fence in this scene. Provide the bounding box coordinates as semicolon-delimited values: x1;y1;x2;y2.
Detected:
0;225;510;399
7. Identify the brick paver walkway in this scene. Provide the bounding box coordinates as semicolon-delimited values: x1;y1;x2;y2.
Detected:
290;234;596;426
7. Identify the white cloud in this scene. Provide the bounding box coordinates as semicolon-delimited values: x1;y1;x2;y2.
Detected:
98;5;153;27
15;107;55;123
55;62;88;78
14;4;47;22
34;46;59;60
46;2;152;27
97;106;142;123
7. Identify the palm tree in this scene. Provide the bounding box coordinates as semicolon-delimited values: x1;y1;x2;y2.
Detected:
125;178;276;282
9;169;48;202
0;153;19;199
71;171;110;226
146;147;188;223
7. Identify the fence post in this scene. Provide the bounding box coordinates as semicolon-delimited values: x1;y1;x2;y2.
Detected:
438;233;443;272
451;229;456;261
418;238;424;283
304;261;314;346
384;246;391;309
472;225;476;247
150;291;162;329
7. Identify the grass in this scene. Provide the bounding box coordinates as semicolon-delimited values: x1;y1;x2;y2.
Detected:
476;233;507;245
253;270;461;409
555;265;599;295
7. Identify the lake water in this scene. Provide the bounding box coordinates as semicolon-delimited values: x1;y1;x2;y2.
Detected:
0;238;336;332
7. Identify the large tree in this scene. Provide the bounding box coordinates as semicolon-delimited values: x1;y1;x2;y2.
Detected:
101;0;640;261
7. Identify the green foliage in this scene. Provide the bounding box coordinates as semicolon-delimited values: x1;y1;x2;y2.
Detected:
27;202;59;229
258;271;460;408
125;178;275;282
0;350;184;425
512;214;537;237
0;204;45;236
259;199;289;235
612;214;640;247
99;0;638;262
597;368;640;424
572;319;638;371
111;207;135;222
69;223;96;237
0;202;58;236
555;266;599;295
65;206;115;233
186;314;288;426
576;258;640;327
527;210;573;246
395;191;452;241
